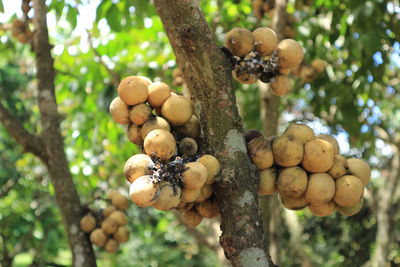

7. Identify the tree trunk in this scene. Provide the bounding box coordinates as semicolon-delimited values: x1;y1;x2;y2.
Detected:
154;1;274;266
32;1;97;266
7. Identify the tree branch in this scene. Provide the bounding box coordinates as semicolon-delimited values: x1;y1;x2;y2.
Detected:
0;103;48;162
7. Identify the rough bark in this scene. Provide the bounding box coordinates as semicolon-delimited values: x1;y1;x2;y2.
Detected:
31;1;97;266
154;1;273;266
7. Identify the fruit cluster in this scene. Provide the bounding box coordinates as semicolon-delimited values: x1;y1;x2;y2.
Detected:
172;68;185;87
79;191;130;253
109;76;221;227
246;124;371;217
224;27;303;96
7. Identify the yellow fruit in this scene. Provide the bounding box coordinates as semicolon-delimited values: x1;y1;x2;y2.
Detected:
144;129;177;160
196;184;214;202
113;226;130;243
258;168;278;195
197;155;221;184
147;82;171;107
172;68;183;78
311;59;326;73
109;97;130;124
109;211;128;225
181;188;201;203
129;103;152;125
337;199;363;216
277;39;304;68
124;154;154;183
253;27;278;56
101;218;118;234
225;27;255;57
141;116;171;140
347;158;371;186
328;155;348;179
117;76;149;105
90;228;107;247
308;201;336;217
127;123;143;146
152;182;182;211
104;239;119;253
103;206;117;217
232;69;258;84
179;137;198;156
299;66;314;82
112;194;129;210
161;95;193;126
272;136;304;167
279;194;309;210
277;167;308;198
302;139;335;173
182;162;208;190
137;76;152;86
129;175;158;207
316;134;340;154
106;190;119;200
181;209;203;227
270;75;291;96
196;198;219;218
305;173;335;206
80;213;96;233
278;68;292;75
333;175;364;207
283;123;315;144
247;136;274;170
175;115;201;139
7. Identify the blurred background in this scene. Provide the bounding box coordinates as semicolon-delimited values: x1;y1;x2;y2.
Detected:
0;0;399;266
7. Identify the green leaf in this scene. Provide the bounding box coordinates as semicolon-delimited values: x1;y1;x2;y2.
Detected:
106;4;122;32
66;6;78;30
0;1;4;13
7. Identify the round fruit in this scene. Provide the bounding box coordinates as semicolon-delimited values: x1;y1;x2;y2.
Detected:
109;210;128;225
232;69;258;84
175;115;201;139
225;27;255;57
311;59;326;73
141;116;171;140
101;218;118;234
147;82;171;107
144;129;177;160
112;194;129;210
244;129;263;143
103;206;116;217
278;68;292;75
181;188;201;203
129;103;152;125
197;155;221;184
299;66;314;82
337;199;363;216
104;239;119;253
277;39;304;68
258;168;278;195
279;194;309;210
161;95;193;126
305;173;335;206
283;124;315;144
308;201;336;217
80;214;96;233
172;68;182;78
196;199;219;218
117;76;149;105
347;158;371;186
182;162;208;190
106;190;119;200
127;123;143;145
129;175;158;207
272;136;304;167
124;154;154;183
328;155;348;179
270;75;291;96
253;27;278;57
113;226;130;243
334;175;364;207
137;76;152;86
302;139;335;173
179;137;198;156
277;167;308;198
181;209;203;227
247;136;274;170
90;228;107;247
196;184;214;202
316;134;340;154
109;97;130;124
152;182;182;211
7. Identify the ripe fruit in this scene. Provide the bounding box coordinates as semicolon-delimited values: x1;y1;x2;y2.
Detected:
197;155;221;184
175;115;201;139
129;103;152;125
277;39;304;69
270;76;291;96
117;76;149;105
147;82;171;107
337;199;363;216
225;27;255;57
272;136;304;167
129;175;158;207
196;199;219;218
280;194;309;210
109;210;128;225
144;129;177;160
308;201;336;217
112;194;129;210
247;136;274;170
316;134;340;154
232;68;258;84
127;123;143;145
279;68;292;75
152;182;182;211
104;239;119;253
90;228;107;247
181;188;201;203
101;217;118;234
305;173;335;206
311;59;326;73
196;184;213;202
258;168;277;195
80;213;96;233
334;175;364;207
161;95;193;126
179;137;198;156
141;116;171;140
328;155;348;179
103;206;116;217
302;139;335;173
253;27;278;57
277;167;308;198
181;209;203;227
113;226;130;243
124;154;154;183
347;158;371;186
109;97;130;124
182;162;208;190
244;129;263;143
283;123;315;144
